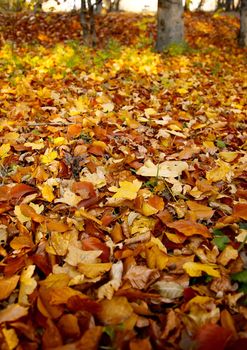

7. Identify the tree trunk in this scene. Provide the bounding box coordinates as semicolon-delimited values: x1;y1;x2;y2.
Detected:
155;0;184;52
239;0;247;47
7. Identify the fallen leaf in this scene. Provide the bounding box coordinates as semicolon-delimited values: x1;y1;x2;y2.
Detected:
109;179;142;200
183;262;220;277
167;220;211;238
0;275;20;301
18;265;37;306
2;327;19;350
0;304;28;323
136;159;188;178
97;296;133;325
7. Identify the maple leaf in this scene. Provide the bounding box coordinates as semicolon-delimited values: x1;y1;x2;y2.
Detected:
109;179;142;200
136;159;188;178
40;149;58;164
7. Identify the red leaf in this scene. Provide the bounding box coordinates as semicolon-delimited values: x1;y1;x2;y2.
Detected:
195;324;233;350
81;237;110;262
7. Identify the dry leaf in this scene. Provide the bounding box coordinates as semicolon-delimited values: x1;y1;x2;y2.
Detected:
0;275;19;301
183;261;220;278
136;159;188;178
18;265;37;306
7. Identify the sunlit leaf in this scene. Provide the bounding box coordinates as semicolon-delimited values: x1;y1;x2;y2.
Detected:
0;275;19;301
109;179;142;200
18;265;37;306
136;159;188;178
183;262;220;277
2;327;19;350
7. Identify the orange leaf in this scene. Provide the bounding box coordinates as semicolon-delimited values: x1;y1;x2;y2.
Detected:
67;124;82;138
167;220;211;238
46;220;69;232
0;275;20;301
187;201;214;220
232;203;247;220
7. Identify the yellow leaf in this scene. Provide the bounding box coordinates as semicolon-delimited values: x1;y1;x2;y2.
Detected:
24;141;45;150
187;200;214;220
39;184;55;202
4;132;19;142
144;108;157;118
2;328;19;350
40;149;58;164
146;245;168;270
206;160;232;183
131;216;156;236
176;87;188;95
136;159;188;178
45;232;72;256
14;205;30;223
0;143;10;159
186;295;213;307
39;273;70;289
219;152;239;162
18;265;37;306
53;137;68;146
110;180;142;200
102;102;114;112
65;246;102;266
142;202;158;216
55;189;81;206
78;262;112;279
183;261;220;277
217;245;238;266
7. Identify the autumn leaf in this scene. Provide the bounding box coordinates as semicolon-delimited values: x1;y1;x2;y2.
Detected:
97;296;133;325
187;200;214;220
0;275;19;301
206;160;232;183
167;220;211;238
2;327;19;350
40;149;58;164
109;179;142;200
152;281;184;299
195;323;233;350
136;159;188;178
18;265;37;306
0;304;28;323
183;261;220;278
0;143;11;159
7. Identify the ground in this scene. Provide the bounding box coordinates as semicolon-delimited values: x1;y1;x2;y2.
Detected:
0;10;246;350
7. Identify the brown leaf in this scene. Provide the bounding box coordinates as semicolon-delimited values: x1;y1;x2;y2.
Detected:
97;297;133;325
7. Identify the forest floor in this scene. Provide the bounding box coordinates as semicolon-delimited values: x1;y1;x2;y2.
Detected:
0;10;246;350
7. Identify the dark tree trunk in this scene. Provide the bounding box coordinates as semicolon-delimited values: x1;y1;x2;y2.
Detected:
239;0;247;46
155;0;184;52
80;0;99;46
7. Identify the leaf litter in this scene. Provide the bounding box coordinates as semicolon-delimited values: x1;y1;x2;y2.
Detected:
0;9;246;350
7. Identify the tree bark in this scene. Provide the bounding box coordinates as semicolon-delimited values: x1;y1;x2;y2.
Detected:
239;0;247;47
155;0;184;52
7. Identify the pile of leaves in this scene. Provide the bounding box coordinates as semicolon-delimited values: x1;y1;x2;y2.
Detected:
0;9;246;350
